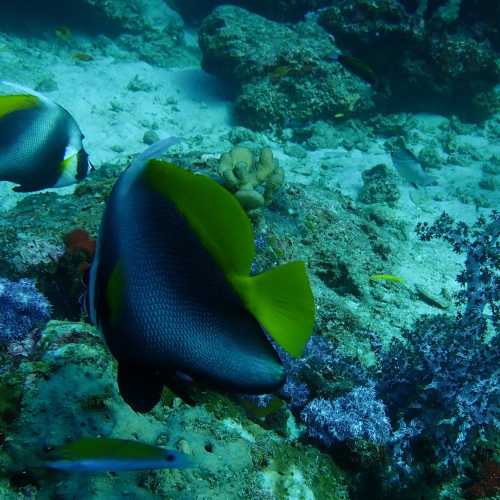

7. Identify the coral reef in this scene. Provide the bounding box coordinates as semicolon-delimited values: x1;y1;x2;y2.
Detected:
0;163;120;319
262;211;499;495
371;212;500;485
376;313;499;475
2;0;183;36
1;0;498;497
1;0;187;67
416;211;499;335
81;0;181;34
218;146;284;210
358;164;401;207
199;6;374;129
168;0;331;23
317;0;500;120
0;321;350;499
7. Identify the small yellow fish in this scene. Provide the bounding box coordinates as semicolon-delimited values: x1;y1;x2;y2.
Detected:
369;274;404;284
270;65;292;81
55;26;72;42
73;52;94;62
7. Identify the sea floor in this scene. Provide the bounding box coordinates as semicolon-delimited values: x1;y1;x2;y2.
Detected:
2;27;498;332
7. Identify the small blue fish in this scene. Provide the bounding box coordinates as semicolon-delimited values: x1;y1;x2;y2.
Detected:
45;437;193;472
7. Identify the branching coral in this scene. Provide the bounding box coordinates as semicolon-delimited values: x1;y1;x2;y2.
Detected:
376;313;499;474
416;210;499;336
218;146;284;210
375;211;500;474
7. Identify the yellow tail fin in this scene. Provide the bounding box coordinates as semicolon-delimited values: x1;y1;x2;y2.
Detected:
231;261;315;357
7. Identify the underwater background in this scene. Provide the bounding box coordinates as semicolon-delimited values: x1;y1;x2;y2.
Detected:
0;0;499;498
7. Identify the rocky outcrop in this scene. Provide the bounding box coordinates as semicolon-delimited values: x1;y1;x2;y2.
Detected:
318;0;500;120
83;0;182;33
199;6;374;130
168;0;330;23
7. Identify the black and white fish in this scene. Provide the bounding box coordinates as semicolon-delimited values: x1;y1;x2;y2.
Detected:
0;81;92;192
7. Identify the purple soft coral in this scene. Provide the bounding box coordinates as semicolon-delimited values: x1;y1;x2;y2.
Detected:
301;386;391;447
416;210;499;335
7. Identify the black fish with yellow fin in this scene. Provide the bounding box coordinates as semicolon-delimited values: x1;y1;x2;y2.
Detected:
0;81;91;192
88;140;315;412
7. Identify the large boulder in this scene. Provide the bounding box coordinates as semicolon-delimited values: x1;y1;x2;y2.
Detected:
199;6;374;130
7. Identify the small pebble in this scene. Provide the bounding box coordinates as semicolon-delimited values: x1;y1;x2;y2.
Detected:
177;439;192;455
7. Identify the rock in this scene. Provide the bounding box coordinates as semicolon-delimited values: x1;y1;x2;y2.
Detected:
318;0;500;121
199;6;374;129
143;129;160;145
169;0;331;23
415;285;451;310
358;164;401;207
82;0;182;34
284;142;308;159
35;77;58;93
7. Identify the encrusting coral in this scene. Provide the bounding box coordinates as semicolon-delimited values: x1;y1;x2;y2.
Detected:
218;146;284;210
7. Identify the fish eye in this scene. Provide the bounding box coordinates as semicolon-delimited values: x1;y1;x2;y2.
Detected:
165;453;175;462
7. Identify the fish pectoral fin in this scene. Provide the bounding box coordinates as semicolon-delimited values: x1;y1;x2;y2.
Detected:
117;363;164;413
231;261;315;358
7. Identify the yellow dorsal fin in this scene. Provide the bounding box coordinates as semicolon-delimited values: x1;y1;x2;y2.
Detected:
0;94;39;119
142;161;314;357
143;160;255;276
231;262;315;357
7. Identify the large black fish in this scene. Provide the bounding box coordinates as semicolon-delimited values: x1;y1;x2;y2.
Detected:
88;140;314;412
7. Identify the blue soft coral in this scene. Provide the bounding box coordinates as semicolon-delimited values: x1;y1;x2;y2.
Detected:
0;277;51;343
301;386;391;447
